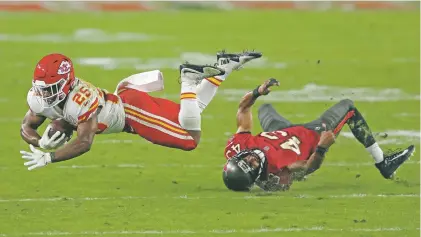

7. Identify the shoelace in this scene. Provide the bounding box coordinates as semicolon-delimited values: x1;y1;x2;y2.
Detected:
383;148;407;165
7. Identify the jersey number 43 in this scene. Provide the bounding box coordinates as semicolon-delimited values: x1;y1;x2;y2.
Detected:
225;131;302;159
260;131;302;155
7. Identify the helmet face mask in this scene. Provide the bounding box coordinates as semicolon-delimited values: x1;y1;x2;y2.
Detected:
222;149;266;191
33;77;67;108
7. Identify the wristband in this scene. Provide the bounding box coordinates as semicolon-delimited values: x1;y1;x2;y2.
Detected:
49;152;55;163
252;86;261;99
315;146;328;157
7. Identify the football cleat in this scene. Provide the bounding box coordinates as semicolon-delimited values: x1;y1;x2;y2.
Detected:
216;50;262;72
375;145;415;179
179;64;225;85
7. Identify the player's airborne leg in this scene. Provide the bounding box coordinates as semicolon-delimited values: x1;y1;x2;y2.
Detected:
178;64;225;145
179;51;262;143
196;51;262;113
120;64;223;151
258;100;415;179
119;51;262;151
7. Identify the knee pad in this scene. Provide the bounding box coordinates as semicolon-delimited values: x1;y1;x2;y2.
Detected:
179;116;201;131
178;101;201;131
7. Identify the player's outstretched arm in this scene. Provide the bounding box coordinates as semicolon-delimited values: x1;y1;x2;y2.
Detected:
236;78;279;133
20;113;98;171
20;109;46;147
52;114;98;162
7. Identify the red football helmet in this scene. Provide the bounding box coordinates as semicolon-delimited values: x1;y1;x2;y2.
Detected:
32;53;76;107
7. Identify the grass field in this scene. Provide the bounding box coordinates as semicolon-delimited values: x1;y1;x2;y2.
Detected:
0;10;419;237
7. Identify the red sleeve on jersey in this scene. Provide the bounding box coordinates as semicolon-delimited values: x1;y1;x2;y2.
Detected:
78;98;99;123
104;93;119;104
224;132;252;159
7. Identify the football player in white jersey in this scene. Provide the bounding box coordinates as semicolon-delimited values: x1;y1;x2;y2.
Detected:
20;52;262;170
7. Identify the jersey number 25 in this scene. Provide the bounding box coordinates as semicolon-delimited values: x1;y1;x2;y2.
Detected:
72;87;92;106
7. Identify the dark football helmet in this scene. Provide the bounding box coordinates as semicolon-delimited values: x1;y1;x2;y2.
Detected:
222;149;266;191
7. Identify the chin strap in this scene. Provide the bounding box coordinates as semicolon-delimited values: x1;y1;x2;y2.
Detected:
252;149;266;181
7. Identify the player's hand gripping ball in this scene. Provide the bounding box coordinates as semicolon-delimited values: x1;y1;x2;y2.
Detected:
39;119;74;150
47;119;74;140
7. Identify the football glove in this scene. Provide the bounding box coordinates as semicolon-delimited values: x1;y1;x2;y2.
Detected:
39;125;67;149
255;173;290;192
290;170;308;182
20;145;52;171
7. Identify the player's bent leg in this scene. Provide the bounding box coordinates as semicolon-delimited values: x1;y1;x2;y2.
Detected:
196;50;262;113
315;99;415;179
313;99;378;149
343;100;415;178
319;99;377;147
315;99;355;133
119;89;198;151
258;104;293;132
178;63;225;146
177;94;202;144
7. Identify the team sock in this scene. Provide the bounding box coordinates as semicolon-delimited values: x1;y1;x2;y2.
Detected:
178;74;201;131
196;73;229;113
347;108;383;163
366;142;384;164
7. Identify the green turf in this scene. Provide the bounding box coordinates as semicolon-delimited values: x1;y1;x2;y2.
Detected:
0;10;419;236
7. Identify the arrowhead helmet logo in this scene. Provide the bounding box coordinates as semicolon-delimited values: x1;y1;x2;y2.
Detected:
36;64;44;71
57;61;71;75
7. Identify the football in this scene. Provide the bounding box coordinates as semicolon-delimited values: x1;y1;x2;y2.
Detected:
47;119;75;141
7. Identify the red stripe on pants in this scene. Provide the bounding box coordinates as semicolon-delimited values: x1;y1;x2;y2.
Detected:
333;111;355;135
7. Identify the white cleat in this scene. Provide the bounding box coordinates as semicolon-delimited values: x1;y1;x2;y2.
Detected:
216;50;263;73
179;63;225;85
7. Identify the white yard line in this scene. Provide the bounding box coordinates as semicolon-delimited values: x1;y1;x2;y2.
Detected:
342;131;420;138
393;113;420;118
0;193;418;203
75;55;419;71
0;98;9;103
76;54;286;70
1;226;419;236
0;118;21;122
0;29;170;43
219;85;420;102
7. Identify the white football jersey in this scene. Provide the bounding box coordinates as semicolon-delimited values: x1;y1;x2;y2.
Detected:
27;78;126;134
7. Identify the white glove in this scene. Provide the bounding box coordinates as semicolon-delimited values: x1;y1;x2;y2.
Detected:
39;125;66;149
20;145;52;171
